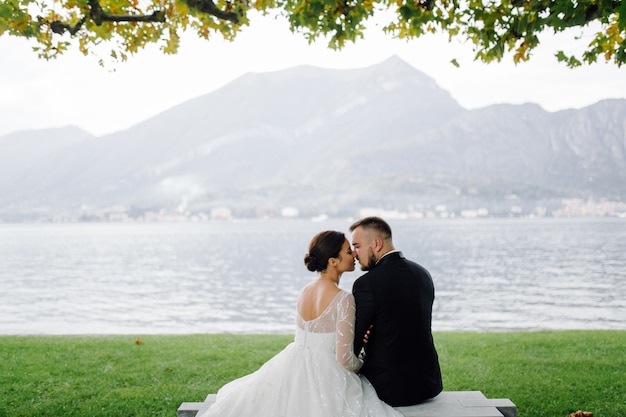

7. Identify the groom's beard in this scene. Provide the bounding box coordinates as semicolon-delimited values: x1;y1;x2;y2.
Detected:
359;249;377;271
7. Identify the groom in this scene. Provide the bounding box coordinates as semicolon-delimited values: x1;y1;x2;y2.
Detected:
350;216;443;407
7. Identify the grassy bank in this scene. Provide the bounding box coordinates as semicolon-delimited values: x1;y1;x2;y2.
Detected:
1;331;624;417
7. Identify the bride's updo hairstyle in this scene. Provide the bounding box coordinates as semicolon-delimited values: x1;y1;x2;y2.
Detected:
304;230;346;272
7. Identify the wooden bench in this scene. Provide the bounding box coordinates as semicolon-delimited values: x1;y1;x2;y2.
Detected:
178;390;516;417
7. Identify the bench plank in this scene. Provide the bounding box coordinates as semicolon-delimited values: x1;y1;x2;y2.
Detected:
396;391;504;417
178;391;516;417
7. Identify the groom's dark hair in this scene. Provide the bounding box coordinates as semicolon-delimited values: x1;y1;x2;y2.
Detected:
349;216;392;240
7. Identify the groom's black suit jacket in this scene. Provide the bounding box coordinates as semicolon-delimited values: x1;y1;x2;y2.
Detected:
352;251;443;407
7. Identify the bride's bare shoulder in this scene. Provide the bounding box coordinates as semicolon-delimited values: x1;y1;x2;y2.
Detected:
297;281;343;321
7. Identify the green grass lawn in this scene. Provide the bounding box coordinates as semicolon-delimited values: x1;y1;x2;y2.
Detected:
1;331;624;417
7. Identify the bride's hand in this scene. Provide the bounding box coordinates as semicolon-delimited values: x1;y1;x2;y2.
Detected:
362;324;373;344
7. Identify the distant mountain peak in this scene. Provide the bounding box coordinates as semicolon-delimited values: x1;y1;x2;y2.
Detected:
375;55;416;70
360;55;446;94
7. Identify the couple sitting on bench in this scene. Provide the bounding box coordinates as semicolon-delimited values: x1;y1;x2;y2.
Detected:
197;217;443;417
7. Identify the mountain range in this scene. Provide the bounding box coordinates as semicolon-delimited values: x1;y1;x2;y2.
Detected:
1;56;625;221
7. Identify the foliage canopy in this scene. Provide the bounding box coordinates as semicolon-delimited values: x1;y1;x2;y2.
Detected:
1;0;625;66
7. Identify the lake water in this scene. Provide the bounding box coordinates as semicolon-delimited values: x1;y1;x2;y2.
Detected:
1;218;624;335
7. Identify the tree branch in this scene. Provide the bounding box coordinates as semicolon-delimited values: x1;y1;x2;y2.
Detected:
50;16;87;35
88;0;166;25
181;0;240;23
49;0;166;35
49;0;240;36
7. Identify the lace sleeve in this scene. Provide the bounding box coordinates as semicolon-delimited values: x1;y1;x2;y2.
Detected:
335;292;363;372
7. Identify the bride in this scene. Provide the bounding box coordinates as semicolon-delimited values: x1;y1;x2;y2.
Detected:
198;230;403;417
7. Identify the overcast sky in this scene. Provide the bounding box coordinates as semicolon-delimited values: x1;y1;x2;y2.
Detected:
2;13;625;138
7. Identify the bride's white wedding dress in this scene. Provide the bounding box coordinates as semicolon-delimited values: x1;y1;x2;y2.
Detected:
198;290;403;417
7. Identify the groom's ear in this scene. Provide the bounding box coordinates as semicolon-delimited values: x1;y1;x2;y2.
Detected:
373;237;383;252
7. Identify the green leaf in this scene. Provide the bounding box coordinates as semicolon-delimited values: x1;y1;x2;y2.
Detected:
618;0;626;31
